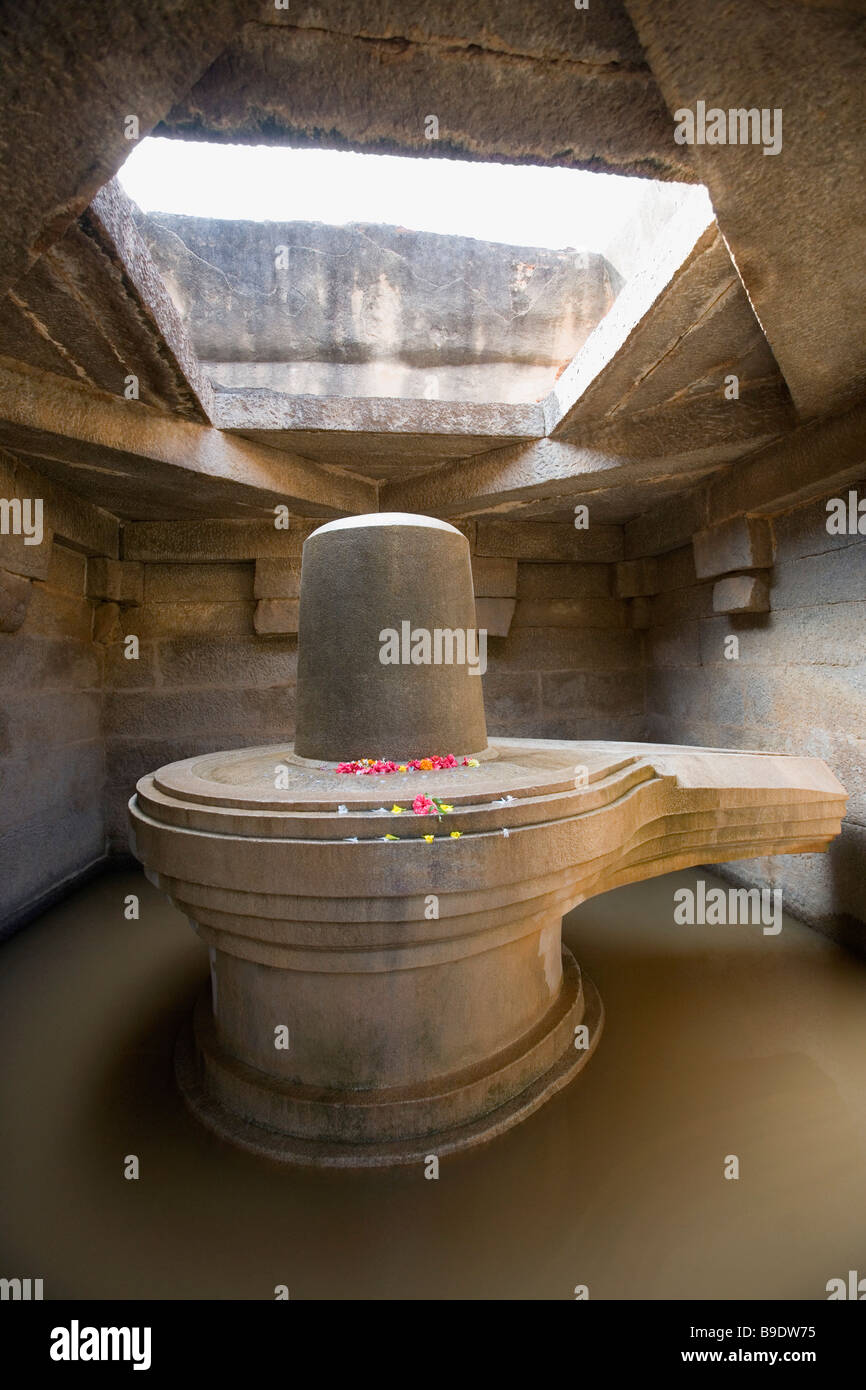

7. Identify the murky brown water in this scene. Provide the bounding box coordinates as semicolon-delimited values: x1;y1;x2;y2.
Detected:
1;864;864;1300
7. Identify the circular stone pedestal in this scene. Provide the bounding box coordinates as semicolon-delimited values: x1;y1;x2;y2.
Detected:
130;739;615;1166
130;734;847;1166
175;948;601;1167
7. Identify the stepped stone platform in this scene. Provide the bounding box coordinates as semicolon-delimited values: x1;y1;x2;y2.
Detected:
131;736;845;1166
128;515;846;1166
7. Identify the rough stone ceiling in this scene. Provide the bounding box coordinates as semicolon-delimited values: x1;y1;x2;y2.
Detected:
157;2;694;183
0;0;862;531
0;178;795;525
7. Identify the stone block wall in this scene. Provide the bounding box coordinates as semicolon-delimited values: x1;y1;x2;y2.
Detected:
484;560;644;740
470;518;645;740
0;533;106;931
643;482;866;950
0;444;119;931
102;529;304;852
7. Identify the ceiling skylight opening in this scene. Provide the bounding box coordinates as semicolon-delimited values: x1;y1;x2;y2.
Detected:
118;139;710;260
118;139;712;409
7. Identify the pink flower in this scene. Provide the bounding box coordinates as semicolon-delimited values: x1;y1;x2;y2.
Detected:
335;751;478;776
413;794;436;815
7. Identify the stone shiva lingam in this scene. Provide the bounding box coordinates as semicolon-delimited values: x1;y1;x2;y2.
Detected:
129;513;847;1166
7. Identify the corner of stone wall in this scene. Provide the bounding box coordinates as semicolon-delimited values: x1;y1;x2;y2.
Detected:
0;448;113;932
631;478;866;951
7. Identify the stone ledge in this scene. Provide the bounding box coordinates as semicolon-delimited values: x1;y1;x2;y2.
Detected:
516;562;611;600
476;520;624;563
86;557;143;605
712;574;771;614
694;516;774;579
123;518;318;563
475;597;515;638
254;598;299;635
512;597;627;630
125;601;255;639
470;556;517;599
254;558;301;600
212;389;545;439
144;562;253;604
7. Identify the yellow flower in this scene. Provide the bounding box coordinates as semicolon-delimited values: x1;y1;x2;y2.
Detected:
438;802;454;814
390;804;404;814
384;833;399;841
467;758;480;767
450;830;462;839
398;765;407;772
423;834;435;843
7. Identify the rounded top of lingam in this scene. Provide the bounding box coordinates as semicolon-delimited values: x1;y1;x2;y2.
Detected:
309;512;463;537
294;512;489;763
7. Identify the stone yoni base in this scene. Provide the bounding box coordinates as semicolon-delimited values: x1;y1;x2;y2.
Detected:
129;739;846;1167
